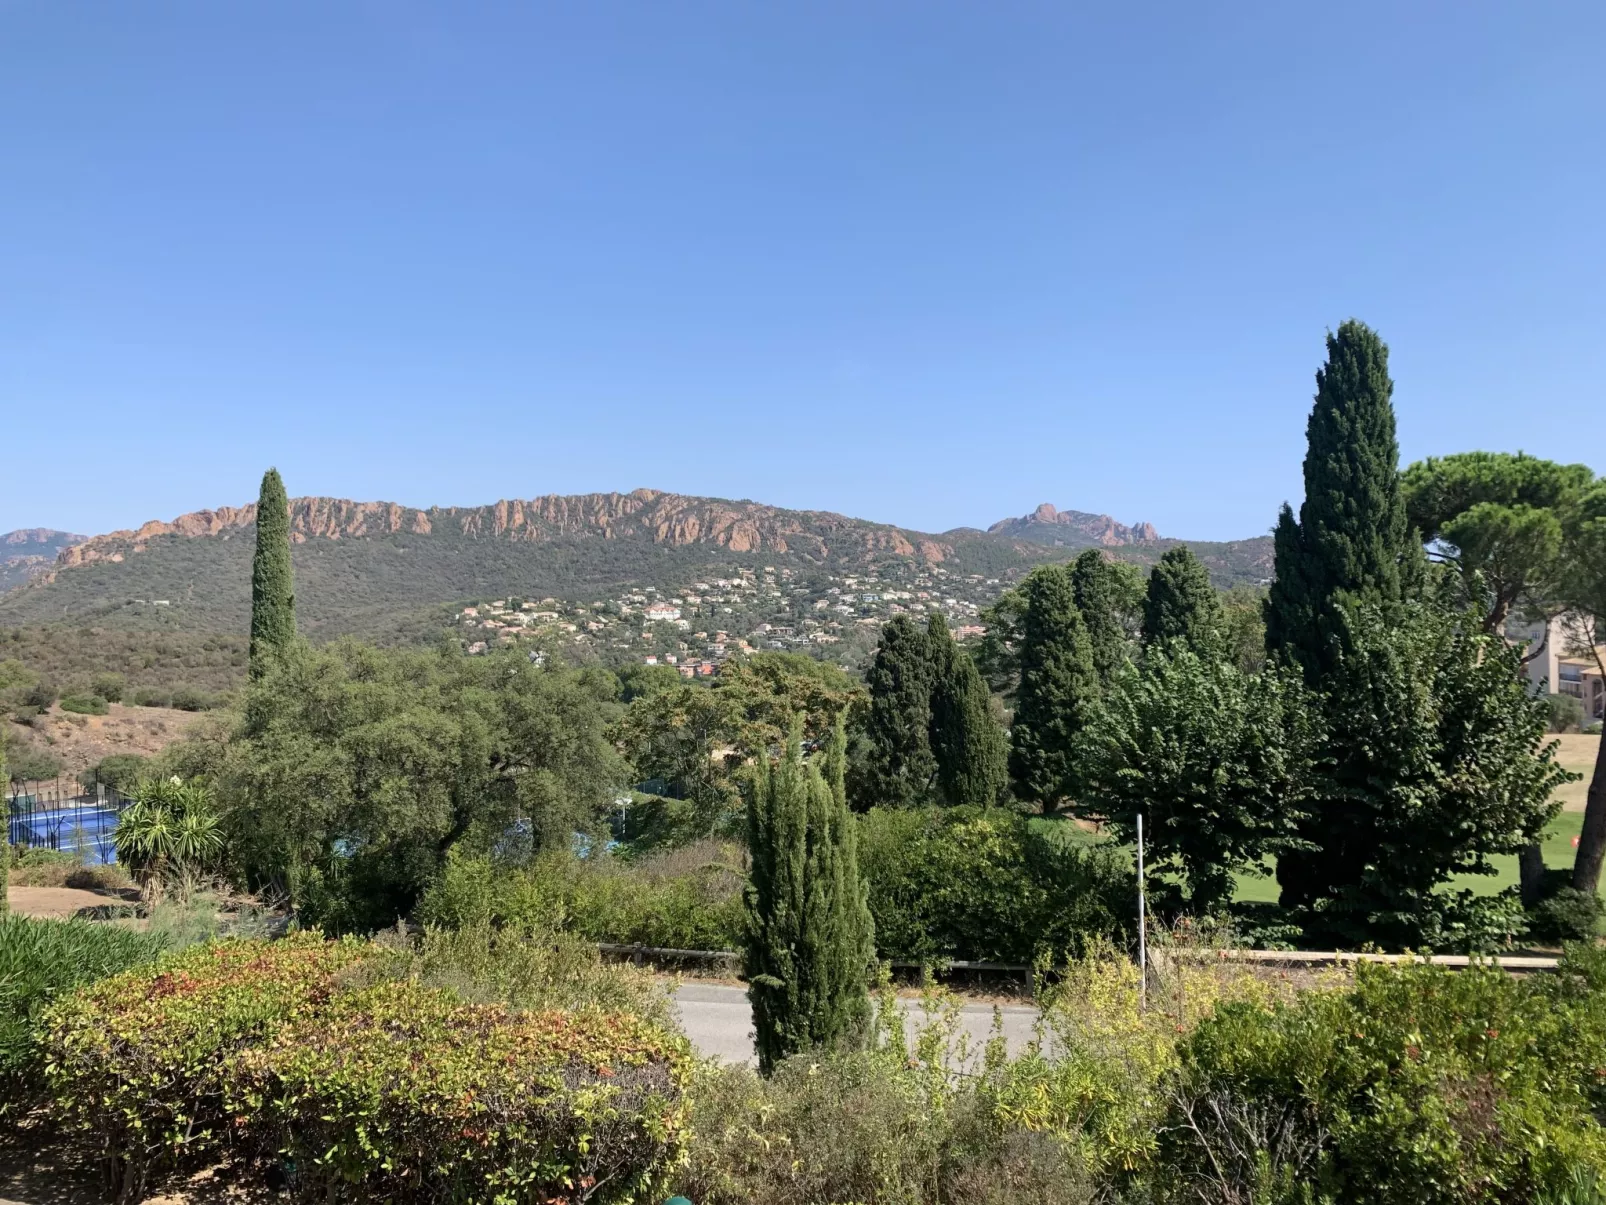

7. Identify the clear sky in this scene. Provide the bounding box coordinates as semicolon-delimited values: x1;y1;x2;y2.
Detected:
2;2;1602;541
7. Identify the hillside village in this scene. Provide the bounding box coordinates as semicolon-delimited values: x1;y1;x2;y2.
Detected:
455;560;1005;671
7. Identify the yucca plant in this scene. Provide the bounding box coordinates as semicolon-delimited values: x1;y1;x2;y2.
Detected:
114;777;223;887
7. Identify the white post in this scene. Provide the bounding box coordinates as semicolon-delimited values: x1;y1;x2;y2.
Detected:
1137;812;1147;1014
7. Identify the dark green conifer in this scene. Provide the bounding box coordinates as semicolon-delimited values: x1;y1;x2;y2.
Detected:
1141;546;1224;653
1008;565;1099;811
745;716;874;1075
855;616;938;807
927;616;1009;807
249;468;296;678
1264;322;1421;913
1071;550;1136;689
1264;320;1415;680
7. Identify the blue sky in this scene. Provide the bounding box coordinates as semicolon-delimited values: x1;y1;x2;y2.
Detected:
2;2;1602;541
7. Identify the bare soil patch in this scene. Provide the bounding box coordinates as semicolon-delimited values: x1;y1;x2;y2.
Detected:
5;885;138;920
0;1119;278;1205
5;703;199;779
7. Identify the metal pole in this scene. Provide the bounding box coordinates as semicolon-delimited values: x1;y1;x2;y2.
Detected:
1137;812;1147;1014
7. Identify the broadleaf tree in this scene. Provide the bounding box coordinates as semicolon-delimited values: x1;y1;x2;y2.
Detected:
1301;599;1568;949
1078;646;1318;915
1559;482;1606;896
1402;450;1594;901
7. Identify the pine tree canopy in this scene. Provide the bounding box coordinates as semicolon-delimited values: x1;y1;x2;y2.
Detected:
1008;565;1099;811
249;468;296;679
745;716;874;1075
1265;320;1416;680
1402;451;1593;632
1141;545;1223;653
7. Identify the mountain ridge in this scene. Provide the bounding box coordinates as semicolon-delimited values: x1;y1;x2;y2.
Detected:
0;528;89;593
1;490;1271;639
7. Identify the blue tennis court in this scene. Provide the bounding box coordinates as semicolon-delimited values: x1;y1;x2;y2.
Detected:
8;788;128;866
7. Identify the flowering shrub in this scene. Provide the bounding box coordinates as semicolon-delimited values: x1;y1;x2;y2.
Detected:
41;933;371;1201
232;979;693;1203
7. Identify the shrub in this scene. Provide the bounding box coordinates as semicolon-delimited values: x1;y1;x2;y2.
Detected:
1529;885;1604;944
858;807;1131;963
1550;692;1587;734
168;685;213;712
1164;959;1606;1203
83;753;148;794
232;979;693;1204
0;915;165;1110
59;693;110;716
678;990;1099;1205
354;922;674;1027
114;777;224;885
18;678;58;710
41;934;373;1201
91;673;127;704
420;843;747;953
130;687;171;709
6;743;63;783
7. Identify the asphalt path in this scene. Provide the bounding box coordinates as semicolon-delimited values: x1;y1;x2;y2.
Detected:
672;982;1044;1066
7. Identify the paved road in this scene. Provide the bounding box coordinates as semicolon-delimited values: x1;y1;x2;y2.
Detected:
672;982;1043;1066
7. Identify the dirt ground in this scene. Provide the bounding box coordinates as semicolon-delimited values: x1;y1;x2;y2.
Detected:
1551;732;1601;812
0;1120;278;1205
5;885;138;919
5;703;199;780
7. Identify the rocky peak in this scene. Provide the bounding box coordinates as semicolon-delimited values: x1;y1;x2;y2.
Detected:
988;504;1160;547
53;490;955;570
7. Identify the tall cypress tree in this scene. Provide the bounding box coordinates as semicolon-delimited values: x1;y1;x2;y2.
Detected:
855;615;938;808
1008;565;1099;811
1264;321;1415;680
249;468;296;679
1071;549;1137;689
927;616;1009;807
1141;546;1224;653
1265;322;1420;912
745;717;874;1075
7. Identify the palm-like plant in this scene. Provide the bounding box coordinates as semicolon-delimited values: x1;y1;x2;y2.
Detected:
115;777;223;884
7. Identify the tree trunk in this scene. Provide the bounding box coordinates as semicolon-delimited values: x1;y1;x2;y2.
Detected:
1518;842;1547;906
1571;732;1606;895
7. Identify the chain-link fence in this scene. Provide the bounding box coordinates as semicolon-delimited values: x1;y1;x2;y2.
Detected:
6;776;132;865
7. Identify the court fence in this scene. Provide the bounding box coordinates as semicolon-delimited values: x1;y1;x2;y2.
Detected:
6;776;133;866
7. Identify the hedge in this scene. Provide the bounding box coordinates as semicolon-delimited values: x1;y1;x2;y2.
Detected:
41;934;374;1201
233;980;693;1203
41;935;693;1204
